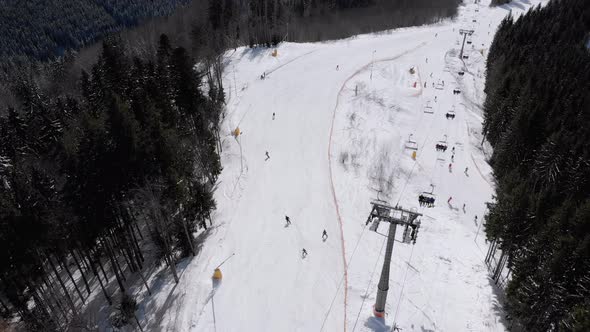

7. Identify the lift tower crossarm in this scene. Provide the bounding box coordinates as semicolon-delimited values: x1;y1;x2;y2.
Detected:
366;201;422;318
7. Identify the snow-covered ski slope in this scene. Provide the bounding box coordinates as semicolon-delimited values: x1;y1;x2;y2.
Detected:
148;0;547;331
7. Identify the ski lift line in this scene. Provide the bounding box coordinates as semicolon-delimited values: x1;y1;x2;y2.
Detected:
352;236;388;332
320;223;370;332
390;244;416;331
395;105;438;207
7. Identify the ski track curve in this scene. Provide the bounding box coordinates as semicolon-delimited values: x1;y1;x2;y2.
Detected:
328;40;428;331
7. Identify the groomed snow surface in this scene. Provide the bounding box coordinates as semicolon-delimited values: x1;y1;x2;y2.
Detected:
136;0;548;331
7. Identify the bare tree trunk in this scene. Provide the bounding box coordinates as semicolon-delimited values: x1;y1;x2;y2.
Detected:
41;270;68;319
165;254;179;283
39;283;64;322
493;251;507;281
71;249;91;296
126;222;143;265
113;228;136;273
101;236;126;293
47;254;77;314
159;211;179;283
134;314;145;332
59;254;85;304
106;235;127;282
89;248;109;282
88;253;112;305
76;247;91;271
134;220;144;240
121;226;141;271
31;286;52;324
181;217;196;256
138;270;152;296
485;239;497;264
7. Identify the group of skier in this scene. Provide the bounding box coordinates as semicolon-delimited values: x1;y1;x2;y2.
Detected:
435;143;448;152
284;216;328;259
418;194;435;207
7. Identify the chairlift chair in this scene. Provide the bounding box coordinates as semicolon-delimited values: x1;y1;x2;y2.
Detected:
404;134;418;150
435;141;448;151
418;184;437;208
446;106;456;119
423;100;434;114
435;134;448;151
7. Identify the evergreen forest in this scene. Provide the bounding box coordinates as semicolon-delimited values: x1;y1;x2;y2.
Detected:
0;0;191;61
482;0;590;329
0;34;223;330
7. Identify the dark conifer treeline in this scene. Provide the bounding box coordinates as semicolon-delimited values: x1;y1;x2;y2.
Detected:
482;0;590;330
490;0;511;5
0;0;190;62
206;0;461;48
0;34;222;330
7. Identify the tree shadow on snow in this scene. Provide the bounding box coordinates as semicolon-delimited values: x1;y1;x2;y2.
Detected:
139;225;218;330
239;46;272;61
499;0;527;12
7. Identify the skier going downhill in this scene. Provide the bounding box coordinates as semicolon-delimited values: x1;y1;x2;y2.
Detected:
302;248;308;258
272;112;275;120
285;216;291;226
265;151;270;161
322;230;328;241
448;163;453;172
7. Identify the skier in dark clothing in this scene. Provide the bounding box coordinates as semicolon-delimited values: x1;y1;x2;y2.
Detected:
272;112;275;120
302;248;308;258
265;151;270;161
285;216;291;226
322;230;328;241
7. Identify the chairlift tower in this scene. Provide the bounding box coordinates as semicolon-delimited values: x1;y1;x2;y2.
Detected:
459;29;475;60
365;201;422;318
